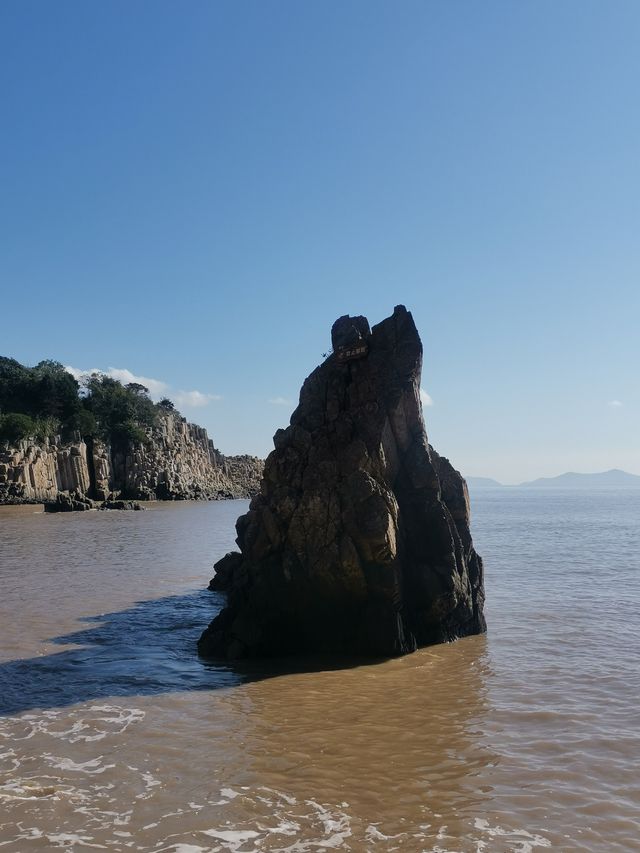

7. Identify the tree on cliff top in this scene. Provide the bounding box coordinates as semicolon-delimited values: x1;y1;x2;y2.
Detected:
0;413;37;444
83;374;158;448
0;356;184;447
0;357;81;438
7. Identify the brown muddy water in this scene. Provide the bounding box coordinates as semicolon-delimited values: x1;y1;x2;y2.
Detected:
0;492;639;852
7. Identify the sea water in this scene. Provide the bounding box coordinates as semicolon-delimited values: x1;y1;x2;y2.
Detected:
0;490;638;851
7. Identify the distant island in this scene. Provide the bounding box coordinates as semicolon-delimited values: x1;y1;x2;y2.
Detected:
465;469;640;489
0;356;263;506
464;476;504;488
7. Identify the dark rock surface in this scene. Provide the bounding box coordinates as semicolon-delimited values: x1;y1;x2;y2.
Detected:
43;492;145;512
101;499;144;511
198;305;485;659
44;491;95;513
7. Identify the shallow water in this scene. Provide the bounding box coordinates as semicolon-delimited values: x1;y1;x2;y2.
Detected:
0;492;639;851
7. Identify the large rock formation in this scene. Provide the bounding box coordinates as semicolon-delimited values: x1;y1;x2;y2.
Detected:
0;411;263;506
198;306;485;659
108;414;262;501
0;438;92;504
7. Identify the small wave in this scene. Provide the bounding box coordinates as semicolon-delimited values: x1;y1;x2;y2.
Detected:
472;817;552;850
202;829;260;842
0;704;145;744
45;831;109;849
0;778;63;801
43;754;115;774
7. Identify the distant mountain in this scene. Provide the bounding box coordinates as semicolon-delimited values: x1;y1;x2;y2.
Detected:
464;469;640;489
518;469;640;489
465;476;504;488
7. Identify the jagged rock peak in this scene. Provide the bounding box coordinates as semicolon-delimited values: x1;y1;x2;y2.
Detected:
198;305;485;660
331;314;371;350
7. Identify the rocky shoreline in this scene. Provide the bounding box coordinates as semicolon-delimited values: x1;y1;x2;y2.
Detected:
0;410;263;508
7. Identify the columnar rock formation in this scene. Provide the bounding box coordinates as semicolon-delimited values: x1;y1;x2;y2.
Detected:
0;439;93;504
199;305;485;659
108;414;262;501
0;412;263;505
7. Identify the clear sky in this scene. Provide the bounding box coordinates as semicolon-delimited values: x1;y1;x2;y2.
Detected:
1;1;638;483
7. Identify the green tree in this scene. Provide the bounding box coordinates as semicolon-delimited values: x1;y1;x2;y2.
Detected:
0;357;35;414
0;357;81;433
33;360;81;424
0;357;171;449
64;408;98;439
84;374;157;448
126;382;150;397
0;413;36;444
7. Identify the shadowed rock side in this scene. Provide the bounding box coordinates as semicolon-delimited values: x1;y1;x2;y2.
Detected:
198;306;485;659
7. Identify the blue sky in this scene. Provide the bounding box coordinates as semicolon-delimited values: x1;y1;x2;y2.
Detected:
1;1;638;482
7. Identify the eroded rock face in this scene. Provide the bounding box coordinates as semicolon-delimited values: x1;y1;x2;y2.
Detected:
0;413;263;506
199;305;485;659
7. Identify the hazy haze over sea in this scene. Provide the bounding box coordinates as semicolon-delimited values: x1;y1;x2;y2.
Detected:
1;490;639;851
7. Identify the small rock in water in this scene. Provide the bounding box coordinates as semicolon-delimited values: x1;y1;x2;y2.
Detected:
44;491;95;513
100;499;144;511
198;305;486;659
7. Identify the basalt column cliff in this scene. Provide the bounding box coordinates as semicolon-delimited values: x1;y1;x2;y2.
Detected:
0;412;263;506
199;306;485;659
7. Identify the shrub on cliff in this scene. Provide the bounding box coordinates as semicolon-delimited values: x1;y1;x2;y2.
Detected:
32;360;81;423
0;358;81;433
32;416;63;442
0;357;177;449
0;413;37;444
83;375;157;448
63;408;98;440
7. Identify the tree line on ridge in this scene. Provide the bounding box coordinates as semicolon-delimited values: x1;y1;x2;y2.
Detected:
0;357;177;449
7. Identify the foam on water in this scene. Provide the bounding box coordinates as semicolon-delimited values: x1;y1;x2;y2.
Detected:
0;705;145;744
